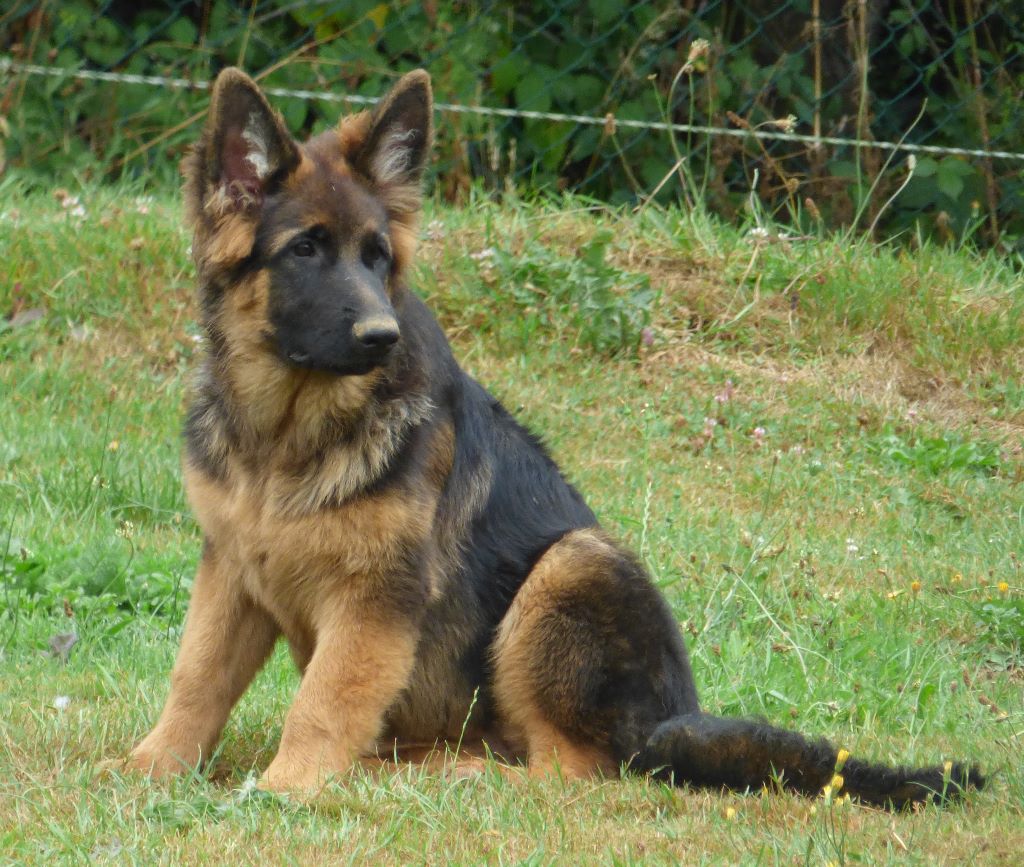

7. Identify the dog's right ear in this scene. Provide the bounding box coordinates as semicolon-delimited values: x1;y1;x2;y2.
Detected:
192;68;300;215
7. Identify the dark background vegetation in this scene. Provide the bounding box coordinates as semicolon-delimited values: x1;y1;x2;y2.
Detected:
2;0;1023;246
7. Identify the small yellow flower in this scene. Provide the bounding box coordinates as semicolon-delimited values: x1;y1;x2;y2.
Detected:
830;773;844;791
821;784;833;799
107;440;120;452
951;572;963;584
725;806;737;820
998;581;1009;594
943;760;953;777
910;580;922;594
835;748;850;769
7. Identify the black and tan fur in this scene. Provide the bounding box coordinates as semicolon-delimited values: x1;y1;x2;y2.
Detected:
127;68;983;807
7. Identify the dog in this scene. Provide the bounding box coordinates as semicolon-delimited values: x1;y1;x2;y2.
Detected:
126;67;983;808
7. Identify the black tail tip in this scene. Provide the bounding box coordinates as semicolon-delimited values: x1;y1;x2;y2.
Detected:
843;758;986;809
929;762;986;804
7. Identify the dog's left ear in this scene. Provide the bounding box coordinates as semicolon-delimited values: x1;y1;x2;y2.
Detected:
355;70;433;194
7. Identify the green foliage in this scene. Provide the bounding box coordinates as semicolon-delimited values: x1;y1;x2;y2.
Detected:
2;1;1024;246
0;536;187;618
970;597;1024;663
1;543;47;597
969;597;1024;656
485;230;656;355
869;429;1001;476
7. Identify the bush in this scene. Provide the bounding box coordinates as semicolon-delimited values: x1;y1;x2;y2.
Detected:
3;0;1023;246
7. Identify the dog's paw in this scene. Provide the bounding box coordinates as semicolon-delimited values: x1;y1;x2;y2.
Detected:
122;739;199;779
256;766;320;794
257;754;352;794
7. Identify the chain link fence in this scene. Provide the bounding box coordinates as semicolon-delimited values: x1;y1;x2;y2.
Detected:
2;1;1023;245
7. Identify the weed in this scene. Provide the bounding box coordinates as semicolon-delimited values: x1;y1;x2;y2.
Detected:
870;429;1001;477
480;229;656;355
969;597;1024;660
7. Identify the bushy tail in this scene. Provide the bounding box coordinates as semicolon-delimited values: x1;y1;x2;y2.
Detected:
632;713;983;810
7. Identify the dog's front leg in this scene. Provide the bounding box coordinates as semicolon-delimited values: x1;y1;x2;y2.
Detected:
259;605;419;792
128;548;280;777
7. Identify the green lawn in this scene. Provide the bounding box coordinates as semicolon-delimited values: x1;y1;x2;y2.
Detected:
1;186;1022;863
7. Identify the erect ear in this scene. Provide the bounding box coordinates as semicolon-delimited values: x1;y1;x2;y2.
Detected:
354;70;433;193
197;67;300;213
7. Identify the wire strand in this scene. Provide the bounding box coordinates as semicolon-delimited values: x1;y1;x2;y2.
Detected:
4;58;1024;162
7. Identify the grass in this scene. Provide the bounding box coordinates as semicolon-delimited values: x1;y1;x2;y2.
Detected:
1;183;1022;863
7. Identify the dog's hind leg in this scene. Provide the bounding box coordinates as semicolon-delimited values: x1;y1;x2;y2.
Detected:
491;529;698;781
128;547;280;777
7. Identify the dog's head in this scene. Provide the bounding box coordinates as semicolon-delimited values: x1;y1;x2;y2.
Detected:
185;68;432;377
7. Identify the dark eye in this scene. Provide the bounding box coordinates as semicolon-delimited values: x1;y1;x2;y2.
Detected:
362;233;391;269
292;239;316;257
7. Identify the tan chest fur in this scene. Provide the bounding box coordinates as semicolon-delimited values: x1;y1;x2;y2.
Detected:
184;460;437;660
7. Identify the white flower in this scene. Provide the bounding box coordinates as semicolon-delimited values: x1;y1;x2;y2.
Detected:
235;774;260;802
54;695;71;711
772;115;797;134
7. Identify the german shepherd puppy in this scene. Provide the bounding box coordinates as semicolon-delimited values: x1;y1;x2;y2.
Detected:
127;68;983;808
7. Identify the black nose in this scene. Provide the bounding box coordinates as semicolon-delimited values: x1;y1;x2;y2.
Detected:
353;318;400;350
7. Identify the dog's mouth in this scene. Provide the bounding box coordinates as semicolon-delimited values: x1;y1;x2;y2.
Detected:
259;323;396;377
284;348;385;378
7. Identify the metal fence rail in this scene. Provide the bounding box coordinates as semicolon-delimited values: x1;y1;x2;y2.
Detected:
2;1;1022;244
